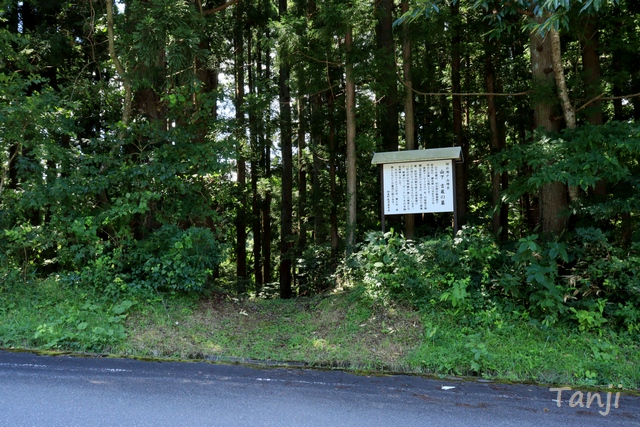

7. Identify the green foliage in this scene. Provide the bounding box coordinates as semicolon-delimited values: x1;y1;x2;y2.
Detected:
570;300;607;333
0;277;135;352
345;227;500;312
495;122;640;229
296;243;339;295
344;226;640;333
131;225;226;292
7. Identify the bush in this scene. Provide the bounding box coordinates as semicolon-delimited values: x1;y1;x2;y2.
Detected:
130;225;226;292
345;227;501;311
297;243;340;295
344;227;640;333
60;225;226;294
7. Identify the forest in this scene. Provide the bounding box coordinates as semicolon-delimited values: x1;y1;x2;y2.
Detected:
1;0;639;333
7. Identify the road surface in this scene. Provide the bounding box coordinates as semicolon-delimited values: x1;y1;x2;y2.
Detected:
0;350;638;426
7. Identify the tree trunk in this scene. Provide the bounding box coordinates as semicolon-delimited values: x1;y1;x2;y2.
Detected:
402;0;415;240
311;94;325;244
279;0;293;298
345;26;357;256
580;16;603;126
451;2;468;229
328;93;339;255
549;28;575;129
297;92;308;253
486;42;508;241
261;32;273;286
580;16;607;200
375;0;399;152
234;2;247;292
249;31;263;291
530;21;567;237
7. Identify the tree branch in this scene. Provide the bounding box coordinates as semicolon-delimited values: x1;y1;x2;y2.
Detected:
405;81;532;97
203;0;240;15
550;27;575;128
0;143;20;196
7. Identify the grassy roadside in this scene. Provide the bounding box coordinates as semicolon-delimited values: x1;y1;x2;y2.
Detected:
1;277;639;391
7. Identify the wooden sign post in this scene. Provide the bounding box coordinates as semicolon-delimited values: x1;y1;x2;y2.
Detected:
371;147;463;234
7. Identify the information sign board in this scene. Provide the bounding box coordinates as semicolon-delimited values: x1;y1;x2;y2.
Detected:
382;159;454;214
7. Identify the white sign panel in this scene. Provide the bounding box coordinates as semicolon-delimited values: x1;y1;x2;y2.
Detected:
383;159;454;214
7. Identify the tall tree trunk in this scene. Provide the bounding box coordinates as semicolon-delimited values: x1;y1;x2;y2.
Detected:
530;21;567;237
328;95;339;255
297;92;308;253
279;0;293;298
580;16;607;201
611;3;624;121
632;58;640;123
580;16;603;126
235;2;247;292
376;0;399;152
261;32;273;285
311;94;325;243
486;42;508;241
328;93;339;255
402;0;415;239
345;26;357;256
249;31;263;291
451;2;468;229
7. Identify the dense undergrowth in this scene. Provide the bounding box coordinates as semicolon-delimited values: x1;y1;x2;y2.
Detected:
344;227;640;336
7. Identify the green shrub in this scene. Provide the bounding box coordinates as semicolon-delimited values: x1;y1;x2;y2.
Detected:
345;227;501;312
130;225;226;292
297;243;340;295
346;226;639;333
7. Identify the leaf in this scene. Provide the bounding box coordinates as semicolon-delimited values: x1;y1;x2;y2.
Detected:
77;322;88;330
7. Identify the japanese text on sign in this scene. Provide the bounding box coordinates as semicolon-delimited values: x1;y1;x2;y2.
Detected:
383;159;454;214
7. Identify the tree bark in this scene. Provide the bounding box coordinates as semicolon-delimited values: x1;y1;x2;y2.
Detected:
311;94;325;244
451;2;468;229
235;1;247;292
580;16;607;200
261;31;273;285
376;0;399;152
345;26;357;256
611;4;624;121
297;92;308;253
249;31;263;290
580;16;603;126
549;28;575;129
486;42;508;241
328;93;339;255
402;0;415;239
279;0;293;298
530;21;567;237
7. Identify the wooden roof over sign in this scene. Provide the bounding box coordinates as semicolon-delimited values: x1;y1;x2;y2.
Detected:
371;147;463;165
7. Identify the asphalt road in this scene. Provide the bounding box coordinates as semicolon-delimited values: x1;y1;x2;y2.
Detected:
0;350;638;426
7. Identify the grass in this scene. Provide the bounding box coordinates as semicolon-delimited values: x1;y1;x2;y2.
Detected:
1;276;639;392
123;292;424;371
